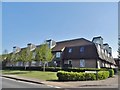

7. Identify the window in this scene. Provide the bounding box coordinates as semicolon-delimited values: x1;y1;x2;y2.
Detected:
32;52;36;59
97;60;100;69
104;50;107;56
68;48;72;53
97;44;101;52
56;52;61;58
80;59;85;67
102;49;104;54
68;60;72;65
80;47;84;52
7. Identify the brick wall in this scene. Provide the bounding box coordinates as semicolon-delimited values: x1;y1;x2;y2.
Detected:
64;59;96;68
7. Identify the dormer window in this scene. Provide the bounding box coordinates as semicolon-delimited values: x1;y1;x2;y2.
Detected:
56;52;61;58
68;48;72;53
104;50;107;56
97;44;101;52
102;49;104;54
80;47;84;52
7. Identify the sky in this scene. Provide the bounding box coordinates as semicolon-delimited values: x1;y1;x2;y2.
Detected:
2;2;118;58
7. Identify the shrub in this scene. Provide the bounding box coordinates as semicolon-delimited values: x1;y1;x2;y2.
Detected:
97;71;109;80
85;73;96;80
62;68;100;72
57;71;96;81
57;71;109;81
108;69;114;77
41;67;62;72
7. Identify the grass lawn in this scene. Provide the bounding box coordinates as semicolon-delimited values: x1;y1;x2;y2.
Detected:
2;70;58;81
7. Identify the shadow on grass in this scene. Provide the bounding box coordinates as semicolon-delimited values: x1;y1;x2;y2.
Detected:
3;71;29;75
3;72;28;75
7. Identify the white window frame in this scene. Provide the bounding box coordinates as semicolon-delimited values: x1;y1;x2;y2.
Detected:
80;47;84;52
80;59;85;67
56;52;61;58
97;60;100;69
105;50;107;56
97;44;101;52
68;48;72;53
102;49;104;54
68;60;72;65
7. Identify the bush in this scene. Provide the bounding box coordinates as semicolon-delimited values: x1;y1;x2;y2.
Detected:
108;69;114;77
4;67;100;72
62;68;100;72
57;71;96;81
57;71;109;81
41;67;62;72
97;71;109;80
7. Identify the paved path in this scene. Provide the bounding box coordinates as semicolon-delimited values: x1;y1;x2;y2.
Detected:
2;77;53;88
43;75;119;88
2;74;119;88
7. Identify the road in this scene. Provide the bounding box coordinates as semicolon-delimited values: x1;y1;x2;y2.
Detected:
1;77;54;88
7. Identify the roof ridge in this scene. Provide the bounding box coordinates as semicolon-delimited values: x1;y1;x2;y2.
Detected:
57;38;93;43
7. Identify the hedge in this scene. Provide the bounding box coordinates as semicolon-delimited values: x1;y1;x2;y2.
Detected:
97;71;109;80
63;68;100;72
108;69;114;77
57;71;109;81
3;66;100;72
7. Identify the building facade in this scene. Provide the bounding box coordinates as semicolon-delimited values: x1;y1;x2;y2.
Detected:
4;36;117;69
51;36;116;68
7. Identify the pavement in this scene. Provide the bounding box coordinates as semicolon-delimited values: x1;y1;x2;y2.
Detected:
2;77;53;88
2;74;119;88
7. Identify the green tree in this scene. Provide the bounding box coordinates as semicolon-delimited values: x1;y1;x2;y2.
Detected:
26;49;33;68
35;47;42;67
35;43;53;71
11;53;20;66
18;48;28;70
1;53;12;67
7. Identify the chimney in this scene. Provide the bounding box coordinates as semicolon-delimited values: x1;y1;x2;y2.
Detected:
92;36;103;47
103;43;109;53
46;39;56;49
27;43;36;51
13;46;16;53
13;46;21;53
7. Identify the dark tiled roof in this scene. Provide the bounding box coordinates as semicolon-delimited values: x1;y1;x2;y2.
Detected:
52;38;93;52
62;44;98;60
52;37;115;65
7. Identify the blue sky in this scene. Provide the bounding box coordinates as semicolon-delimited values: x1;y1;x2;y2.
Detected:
2;2;118;58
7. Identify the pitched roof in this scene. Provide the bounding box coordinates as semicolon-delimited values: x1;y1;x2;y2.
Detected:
52;38;93;52
96;46;116;65
62;44;99;60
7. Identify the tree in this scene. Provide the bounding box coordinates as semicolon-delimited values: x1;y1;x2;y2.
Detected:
35;43;53;71
18;48;28;70
2;49;8;60
11;53;18;66
35;47;42;66
26;49;33;68
1;50;11;67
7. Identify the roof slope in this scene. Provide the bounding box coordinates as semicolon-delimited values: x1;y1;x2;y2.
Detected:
52;38;93;52
62;44;99;60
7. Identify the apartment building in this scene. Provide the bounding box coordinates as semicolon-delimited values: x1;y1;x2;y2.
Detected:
5;36;117;69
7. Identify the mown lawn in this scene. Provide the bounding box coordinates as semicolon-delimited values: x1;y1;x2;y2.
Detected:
2;70;58;81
